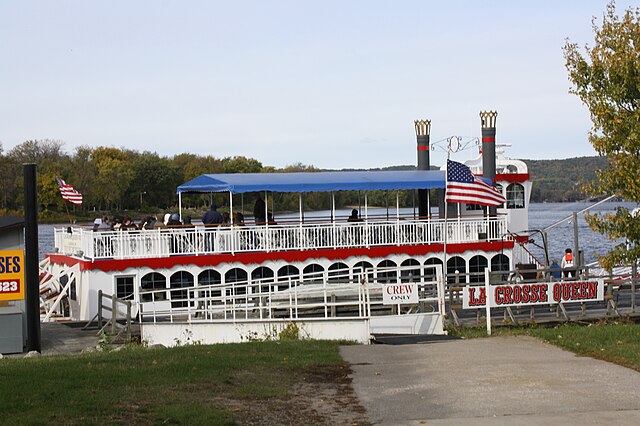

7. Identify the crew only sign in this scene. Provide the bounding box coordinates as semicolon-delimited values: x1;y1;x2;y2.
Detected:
383;283;419;305
462;279;605;309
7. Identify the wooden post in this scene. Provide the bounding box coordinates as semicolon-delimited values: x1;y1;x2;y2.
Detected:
98;290;103;328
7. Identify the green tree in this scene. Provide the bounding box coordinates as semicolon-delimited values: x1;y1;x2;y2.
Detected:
91;147;135;210
564;1;640;269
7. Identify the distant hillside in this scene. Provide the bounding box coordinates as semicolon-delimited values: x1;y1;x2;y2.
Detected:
336;157;608;203
524;156;608;202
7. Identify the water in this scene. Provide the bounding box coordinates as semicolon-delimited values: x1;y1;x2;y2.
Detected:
37;202;635;264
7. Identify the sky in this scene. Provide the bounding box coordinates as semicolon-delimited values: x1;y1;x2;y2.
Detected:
1;0;636;170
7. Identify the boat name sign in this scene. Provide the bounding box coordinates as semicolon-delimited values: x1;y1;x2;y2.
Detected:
462;279;605;309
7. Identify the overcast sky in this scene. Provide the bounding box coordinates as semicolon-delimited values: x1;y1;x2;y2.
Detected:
0;1;634;169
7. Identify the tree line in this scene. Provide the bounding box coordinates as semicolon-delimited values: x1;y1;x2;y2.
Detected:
0;140;420;218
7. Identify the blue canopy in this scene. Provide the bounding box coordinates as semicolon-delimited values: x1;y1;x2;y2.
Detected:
177;170;450;194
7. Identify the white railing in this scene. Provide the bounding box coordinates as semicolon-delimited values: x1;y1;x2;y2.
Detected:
54;216;507;261
138;266;444;325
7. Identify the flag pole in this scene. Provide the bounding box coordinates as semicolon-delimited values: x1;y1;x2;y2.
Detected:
63;200;73;224
443;141;452;285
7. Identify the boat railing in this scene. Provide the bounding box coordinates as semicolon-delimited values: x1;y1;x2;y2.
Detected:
137;265;444;325
53;216;507;261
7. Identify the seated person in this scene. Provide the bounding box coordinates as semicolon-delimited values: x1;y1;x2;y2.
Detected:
347;209;363;222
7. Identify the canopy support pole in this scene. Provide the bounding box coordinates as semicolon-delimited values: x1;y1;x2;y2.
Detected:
178;193;183;222
396;191;400;246
365;193;369;248
229;191;234;254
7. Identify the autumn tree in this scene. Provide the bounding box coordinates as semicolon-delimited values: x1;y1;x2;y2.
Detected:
564;1;640;269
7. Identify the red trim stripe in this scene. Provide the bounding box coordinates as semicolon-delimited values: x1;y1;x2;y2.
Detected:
496;173;529;183
417;146;429;151
481;137;495;143
47;241;516;272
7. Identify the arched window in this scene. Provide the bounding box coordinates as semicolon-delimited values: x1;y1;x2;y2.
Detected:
277;265;300;290
198;269;221;286
140;272;166;302
252;267;274;294
424;258;443;281
226;268;248;295
400;259;421;283
170;271;194;308
506;183;525;209
447;256;466;285
198;269;222;303
353;261;373;283
491;254;510;282
328;262;349;283
469;255;488;283
377;260;397;284
303;264;324;284
491;254;510;271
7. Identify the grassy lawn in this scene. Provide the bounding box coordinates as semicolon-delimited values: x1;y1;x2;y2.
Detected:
0;340;346;425
449;320;640;372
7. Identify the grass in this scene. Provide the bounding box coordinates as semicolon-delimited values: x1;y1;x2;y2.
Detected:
0;340;344;425
449;319;640;372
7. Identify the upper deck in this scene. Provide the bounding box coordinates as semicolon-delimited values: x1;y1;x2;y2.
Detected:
54;215;508;262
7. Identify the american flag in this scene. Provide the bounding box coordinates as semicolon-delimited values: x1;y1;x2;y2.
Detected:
445;160;506;207
56;177;83;205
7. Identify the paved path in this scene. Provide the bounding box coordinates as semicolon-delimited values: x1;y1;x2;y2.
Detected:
341;336;640;425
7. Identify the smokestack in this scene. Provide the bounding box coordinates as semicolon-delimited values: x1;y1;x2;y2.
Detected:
480;110;498;215
415;119;431;218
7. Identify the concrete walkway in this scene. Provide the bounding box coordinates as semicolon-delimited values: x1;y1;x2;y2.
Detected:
341;336;640;425
40;322;100;355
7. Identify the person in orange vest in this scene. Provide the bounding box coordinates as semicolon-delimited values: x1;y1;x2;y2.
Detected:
561;248;575;279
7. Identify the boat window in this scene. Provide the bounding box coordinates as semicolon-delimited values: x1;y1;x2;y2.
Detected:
506;183;525;209
465;203;483;211
303;264;324;284
277;266;300;290
491;254;510;271
495;184;504;208
353;261;374;283
198;269;221;286
447;256;466;285
226;268;248;295
140;272;167;302
170;271;194;308
468;255;488;283
252;267;275;294
400;259;421;283
424;258;443;281
328;262;349;284
198;269;222;303
115;275;135;300
376;260;397;284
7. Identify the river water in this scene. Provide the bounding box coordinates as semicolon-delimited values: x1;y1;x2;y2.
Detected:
37;201;634;264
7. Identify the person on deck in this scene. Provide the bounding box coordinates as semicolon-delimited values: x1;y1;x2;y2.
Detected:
253;193;266;225
202;204;223;225
347;209;363;222
561;248;575;279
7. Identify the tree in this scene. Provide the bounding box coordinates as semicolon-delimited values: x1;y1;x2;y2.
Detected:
90;147;135;210
564;1;640;269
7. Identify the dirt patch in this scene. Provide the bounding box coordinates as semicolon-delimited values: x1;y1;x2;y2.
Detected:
227;363;370;425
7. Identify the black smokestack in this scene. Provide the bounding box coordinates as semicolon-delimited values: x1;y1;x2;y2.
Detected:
480;111;498;215
415;119;431;218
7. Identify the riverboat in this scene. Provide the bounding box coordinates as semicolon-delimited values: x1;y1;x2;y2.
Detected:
40;117;537;345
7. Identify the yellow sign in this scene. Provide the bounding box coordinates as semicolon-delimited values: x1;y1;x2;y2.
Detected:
0;250;25;301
